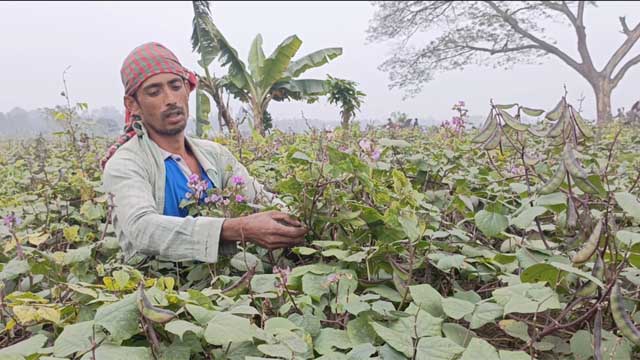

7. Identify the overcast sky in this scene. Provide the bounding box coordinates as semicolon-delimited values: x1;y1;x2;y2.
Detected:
1;1;639;126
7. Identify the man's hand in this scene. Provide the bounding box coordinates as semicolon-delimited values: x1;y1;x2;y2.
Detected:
221;211;308;250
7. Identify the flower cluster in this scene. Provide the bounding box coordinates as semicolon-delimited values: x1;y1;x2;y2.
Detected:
2;213;21;231
185;173;209;201
231;175;245;186
509;164;526;176
182;173;252;218
358;138;381;161
441;100;468;136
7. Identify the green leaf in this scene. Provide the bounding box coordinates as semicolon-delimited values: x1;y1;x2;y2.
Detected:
347;343;377;360
260;35;302;92
570;330;593;360
510;206;547;229
370;322;413;357
616;230;640;248
0;259;30;281
409;284;444;317
286;48;342;78
257;344;293;358
615;192;640;222
475;210;508;237
469;302;504;329
248;34;266;80
520;263;560;286
314;328;352;355
415;337;465;360
398;210;422;241
54;321;105;357
191;1;251;88
0;334;48;358
63;246;92;265
94;293;140;342
442;323;476;347
302;273;330;301
365;286;403;303
347;316;377;345
79;344;151;360
460;338;500;360
442;297;475;320
230;252;263;272
165;320;204;341
549;262;604;288
498;320;531;342
185;304;216;325
379;138;411;148
204;312;256;346
195;89;211;138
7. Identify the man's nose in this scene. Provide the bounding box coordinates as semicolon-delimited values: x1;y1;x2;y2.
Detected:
163;88;180;107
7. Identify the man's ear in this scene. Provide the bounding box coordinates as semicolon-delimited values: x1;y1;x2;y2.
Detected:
123;95;141;117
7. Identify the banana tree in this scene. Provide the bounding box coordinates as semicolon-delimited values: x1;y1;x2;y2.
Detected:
191;1;238;135
191;1;342;135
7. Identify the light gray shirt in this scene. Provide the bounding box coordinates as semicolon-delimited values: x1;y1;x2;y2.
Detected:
101;122;280;263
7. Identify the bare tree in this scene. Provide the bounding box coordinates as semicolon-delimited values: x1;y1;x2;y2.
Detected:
367;1;640;124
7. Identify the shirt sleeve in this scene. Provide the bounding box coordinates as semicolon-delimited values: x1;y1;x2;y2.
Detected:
102;151;229;263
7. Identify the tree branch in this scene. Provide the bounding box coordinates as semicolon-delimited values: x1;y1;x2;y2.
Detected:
620;16;631;35
577;1;585;24
603;19;640;77
463;43;541;55
484;1;584;75
612;53;640;87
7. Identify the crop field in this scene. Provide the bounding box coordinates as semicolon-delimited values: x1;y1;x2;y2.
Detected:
0;97;639;359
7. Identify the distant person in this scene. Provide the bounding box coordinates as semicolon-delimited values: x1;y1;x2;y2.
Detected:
101;42;306;264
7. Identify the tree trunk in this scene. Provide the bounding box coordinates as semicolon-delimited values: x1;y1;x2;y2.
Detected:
253;106;264;136
210;87;237;133
341;113;351;130
592;79;613;125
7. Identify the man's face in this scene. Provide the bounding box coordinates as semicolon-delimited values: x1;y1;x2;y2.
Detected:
124;73;190;137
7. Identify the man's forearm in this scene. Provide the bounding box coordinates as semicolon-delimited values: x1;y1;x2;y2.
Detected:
220;217;245;243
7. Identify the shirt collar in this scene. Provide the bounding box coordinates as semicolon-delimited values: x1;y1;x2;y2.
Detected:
158;147;182;161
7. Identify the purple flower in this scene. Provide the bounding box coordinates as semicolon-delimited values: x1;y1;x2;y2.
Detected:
235;194;245;203
358;139;373;152
3;213;20;230
222;199;230;206
188;173;199;185
458;100;465;107
371;148;381;161
326;273;339;284
186;173;209;201
231;175;245;186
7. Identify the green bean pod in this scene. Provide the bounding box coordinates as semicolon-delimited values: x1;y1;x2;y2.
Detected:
571;219;602;265
538;162;566;195
137;283;177;324
575;255;604;297
610;282;640;346
222;266;256;298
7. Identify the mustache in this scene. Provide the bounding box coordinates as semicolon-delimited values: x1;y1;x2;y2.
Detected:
161;106;185;120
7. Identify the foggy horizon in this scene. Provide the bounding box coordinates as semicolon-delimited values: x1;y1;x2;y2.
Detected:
2;1;639;127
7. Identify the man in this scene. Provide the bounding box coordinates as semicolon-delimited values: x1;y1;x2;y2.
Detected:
101;42;307;263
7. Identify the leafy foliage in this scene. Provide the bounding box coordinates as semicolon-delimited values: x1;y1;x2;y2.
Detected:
1;97;640;359
191;0;342;134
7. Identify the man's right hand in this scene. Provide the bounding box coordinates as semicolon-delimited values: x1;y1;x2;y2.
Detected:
221;211;308;250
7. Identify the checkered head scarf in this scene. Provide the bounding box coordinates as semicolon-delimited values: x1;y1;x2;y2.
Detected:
100;42;197;170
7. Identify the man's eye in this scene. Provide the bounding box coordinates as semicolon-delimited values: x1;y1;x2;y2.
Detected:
147;90;160;97
171;83;183;91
